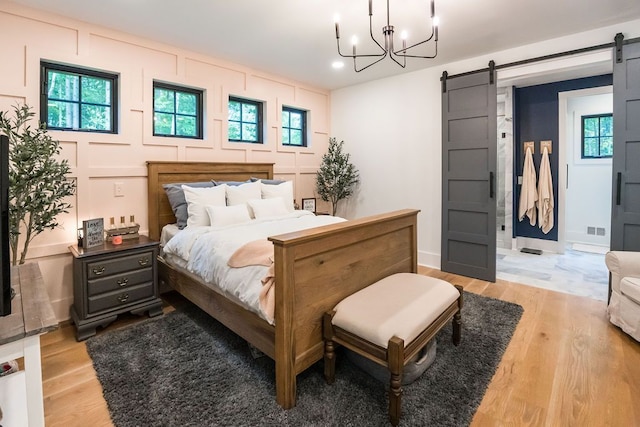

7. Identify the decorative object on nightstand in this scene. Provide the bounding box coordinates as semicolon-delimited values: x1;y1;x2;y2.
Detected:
105;215;140;242
82;218;104;249
302;198;316;213
69;235;163;341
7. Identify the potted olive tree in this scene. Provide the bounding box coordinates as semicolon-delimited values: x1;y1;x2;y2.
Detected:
316;137;359;216
0;104;76;265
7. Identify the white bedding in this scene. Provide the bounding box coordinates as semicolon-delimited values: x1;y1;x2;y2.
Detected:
162;210;346;323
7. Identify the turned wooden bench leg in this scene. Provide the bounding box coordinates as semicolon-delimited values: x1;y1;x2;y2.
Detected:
453;285;463;346
323;311;336;384
388;336;404;427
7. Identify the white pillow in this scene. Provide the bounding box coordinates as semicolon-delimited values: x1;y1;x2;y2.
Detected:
247;197;290;219
205;204;252;227
182;184;227;227
226;180;262;206
261;181;294;212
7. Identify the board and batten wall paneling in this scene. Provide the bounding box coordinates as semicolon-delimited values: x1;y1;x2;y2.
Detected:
0;2;331;320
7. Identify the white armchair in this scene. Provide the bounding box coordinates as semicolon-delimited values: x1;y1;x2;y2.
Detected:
605;251;640;342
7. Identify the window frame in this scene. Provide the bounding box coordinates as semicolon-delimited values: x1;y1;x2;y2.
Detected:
281;106;307;147
581;113;613;159
228;96;264;144
152;81;204;139
40;61;118;133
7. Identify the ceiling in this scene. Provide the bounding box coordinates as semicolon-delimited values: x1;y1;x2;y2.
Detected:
9;0;640;90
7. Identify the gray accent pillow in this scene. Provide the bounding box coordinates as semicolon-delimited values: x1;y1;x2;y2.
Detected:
250;177;286;185
211;179;252;186
163;181;215;229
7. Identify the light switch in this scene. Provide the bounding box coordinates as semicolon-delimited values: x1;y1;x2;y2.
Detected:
114;182;124;197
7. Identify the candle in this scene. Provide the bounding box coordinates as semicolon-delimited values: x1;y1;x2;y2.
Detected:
430;0;435;18
335;21;340;39
369;0;372;16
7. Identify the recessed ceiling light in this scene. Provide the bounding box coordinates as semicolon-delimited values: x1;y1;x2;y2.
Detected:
332;61;344;69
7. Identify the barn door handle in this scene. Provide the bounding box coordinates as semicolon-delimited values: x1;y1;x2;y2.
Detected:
616;172;622;205
489;172;495;199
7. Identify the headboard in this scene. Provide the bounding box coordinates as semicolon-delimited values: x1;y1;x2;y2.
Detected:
146;161;274;241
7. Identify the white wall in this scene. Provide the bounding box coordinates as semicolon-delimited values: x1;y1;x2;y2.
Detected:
565;90;613;247
332;19;640;268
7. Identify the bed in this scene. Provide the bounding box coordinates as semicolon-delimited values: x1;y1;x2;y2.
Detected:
147;161;419;409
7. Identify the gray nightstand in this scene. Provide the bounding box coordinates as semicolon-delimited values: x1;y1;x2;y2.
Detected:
69;235;163;341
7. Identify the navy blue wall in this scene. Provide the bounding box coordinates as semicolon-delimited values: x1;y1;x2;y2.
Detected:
513;74;613;241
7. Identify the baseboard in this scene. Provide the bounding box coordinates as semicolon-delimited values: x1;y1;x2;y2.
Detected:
418;250;440;270
571;243;609;255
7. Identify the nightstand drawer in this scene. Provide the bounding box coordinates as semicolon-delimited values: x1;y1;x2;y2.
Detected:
86;251;154;279
87;282;154;314
87;267;153;296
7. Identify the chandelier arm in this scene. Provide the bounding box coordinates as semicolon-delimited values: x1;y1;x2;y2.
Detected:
388;51;407;68
393;27;435;54
368;13;386;53
337;39;386;59
354;51;389;72
395;42;438;59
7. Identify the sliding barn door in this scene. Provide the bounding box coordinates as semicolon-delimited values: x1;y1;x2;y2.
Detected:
611;37;640;251
441;67;497;282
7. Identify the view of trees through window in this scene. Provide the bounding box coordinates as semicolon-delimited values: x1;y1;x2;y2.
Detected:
582;113;613;158
42;62;116;132
282;107;306;146
228;98;262;143
153;83;202;138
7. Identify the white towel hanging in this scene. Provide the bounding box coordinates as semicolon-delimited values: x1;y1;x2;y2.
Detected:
538;146;554;234
518;146;538;226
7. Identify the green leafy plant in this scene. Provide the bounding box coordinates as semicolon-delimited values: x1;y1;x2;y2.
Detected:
0;104;76;265
316;137;359;215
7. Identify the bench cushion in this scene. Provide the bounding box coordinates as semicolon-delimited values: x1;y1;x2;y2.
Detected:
332;273;460;348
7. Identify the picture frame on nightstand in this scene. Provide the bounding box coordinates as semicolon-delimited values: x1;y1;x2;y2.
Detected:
302;198;316;213
82;218;104;249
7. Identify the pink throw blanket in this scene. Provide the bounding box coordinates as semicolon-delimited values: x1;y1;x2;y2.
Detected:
227;240;275;323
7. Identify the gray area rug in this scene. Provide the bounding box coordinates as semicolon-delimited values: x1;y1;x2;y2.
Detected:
86;292;523;426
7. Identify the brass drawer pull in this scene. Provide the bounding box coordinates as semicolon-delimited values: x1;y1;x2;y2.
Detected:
92;266;106;276
117;278;129;287
138;257;149;266
117;293;129;303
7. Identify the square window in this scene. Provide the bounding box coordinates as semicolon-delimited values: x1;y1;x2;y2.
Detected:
228;97;263;143
581;114;613;159
282;107;307;147
153;82;203;139
41;62;117;133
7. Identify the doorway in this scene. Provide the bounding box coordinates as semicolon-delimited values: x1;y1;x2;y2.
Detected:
494;54;613;301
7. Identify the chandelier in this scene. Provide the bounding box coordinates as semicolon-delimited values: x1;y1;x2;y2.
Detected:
334;0;439;72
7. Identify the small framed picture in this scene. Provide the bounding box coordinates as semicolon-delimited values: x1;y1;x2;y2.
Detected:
302;198;316;213
82;218;104;249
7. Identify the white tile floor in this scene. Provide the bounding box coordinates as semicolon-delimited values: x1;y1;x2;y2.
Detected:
496;246;609;301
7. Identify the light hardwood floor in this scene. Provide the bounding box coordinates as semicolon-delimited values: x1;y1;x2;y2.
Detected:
39;267;640;426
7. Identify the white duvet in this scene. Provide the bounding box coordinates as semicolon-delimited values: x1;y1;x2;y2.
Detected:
162;210;346;323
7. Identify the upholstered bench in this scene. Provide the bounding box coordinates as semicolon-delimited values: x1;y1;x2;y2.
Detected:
323;273;463;426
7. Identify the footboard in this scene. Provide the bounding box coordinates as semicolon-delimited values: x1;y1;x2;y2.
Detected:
269;209;419;408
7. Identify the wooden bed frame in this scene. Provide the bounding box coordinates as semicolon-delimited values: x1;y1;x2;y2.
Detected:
147;161;419;409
